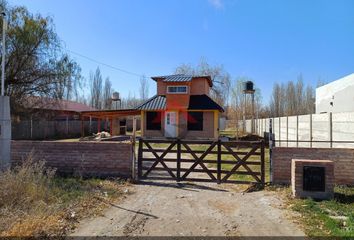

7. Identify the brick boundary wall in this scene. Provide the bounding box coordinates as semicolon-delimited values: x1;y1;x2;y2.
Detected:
11;141;132;178
273;147;354;185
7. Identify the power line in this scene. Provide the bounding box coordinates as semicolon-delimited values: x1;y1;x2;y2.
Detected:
66;49;143;77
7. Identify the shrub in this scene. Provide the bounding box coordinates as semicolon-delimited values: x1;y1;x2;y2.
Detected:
0;151;129;237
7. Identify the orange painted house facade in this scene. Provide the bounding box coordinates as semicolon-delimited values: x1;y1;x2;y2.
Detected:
137;74;224;139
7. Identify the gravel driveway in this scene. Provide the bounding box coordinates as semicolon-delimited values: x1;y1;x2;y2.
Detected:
71;180;305;237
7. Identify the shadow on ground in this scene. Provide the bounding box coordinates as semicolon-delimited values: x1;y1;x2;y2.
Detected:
138;180;229;192
334;192;354;204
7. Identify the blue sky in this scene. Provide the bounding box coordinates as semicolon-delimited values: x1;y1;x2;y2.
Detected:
13;0;354;104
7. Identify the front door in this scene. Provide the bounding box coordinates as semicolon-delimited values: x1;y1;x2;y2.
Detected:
165;111;177;138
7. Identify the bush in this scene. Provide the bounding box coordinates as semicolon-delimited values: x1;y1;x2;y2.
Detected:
0;152;129;237
0;153;56;210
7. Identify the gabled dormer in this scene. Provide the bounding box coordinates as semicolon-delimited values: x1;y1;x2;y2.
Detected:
151;74;213;110
152;74;213;96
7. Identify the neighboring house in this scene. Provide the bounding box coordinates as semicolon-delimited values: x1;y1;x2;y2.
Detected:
12;97;97;140
137;74;224;139
316;73;354;114
14;96;96;121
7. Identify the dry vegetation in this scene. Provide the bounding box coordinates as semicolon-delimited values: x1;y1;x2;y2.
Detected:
0;153;131;237
266;185;354;237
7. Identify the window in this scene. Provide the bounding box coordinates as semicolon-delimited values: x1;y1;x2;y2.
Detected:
146;111;161;130
166;113;170;125
187;112;203;131
167;86;188;94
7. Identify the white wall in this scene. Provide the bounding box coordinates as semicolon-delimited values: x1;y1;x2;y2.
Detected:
316;73;354;114
246;111;354;148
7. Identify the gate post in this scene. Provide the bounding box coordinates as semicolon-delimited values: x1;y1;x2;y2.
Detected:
260;140;265;184
269;118;274;183
137;139;143;179
217;139;222;184
176;139;181;182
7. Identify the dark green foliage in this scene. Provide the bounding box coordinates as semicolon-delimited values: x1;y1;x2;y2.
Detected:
0;0;83;114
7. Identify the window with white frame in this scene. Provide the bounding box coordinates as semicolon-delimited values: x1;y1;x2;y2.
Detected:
167;86;188;94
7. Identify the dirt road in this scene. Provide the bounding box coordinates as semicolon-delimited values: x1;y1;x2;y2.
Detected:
72;180;305;237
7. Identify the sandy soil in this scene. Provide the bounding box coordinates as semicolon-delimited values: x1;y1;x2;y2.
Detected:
71;180;305;237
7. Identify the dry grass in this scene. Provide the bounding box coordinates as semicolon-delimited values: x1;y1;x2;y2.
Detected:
0;152;131;237
266;185;354;237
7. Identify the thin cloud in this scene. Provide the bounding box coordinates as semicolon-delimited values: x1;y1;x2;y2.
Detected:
208;0;224;9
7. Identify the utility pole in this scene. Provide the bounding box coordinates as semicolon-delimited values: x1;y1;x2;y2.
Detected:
1;12;5;96
0;11;11;170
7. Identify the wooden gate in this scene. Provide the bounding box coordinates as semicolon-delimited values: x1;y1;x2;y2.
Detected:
137;139;265;184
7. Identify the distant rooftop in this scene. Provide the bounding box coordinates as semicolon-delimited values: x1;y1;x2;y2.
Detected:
151;74;213;87
27;96;96;112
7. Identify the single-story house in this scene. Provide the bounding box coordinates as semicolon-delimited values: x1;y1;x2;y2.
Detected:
136;74;224;139
13;96;97;122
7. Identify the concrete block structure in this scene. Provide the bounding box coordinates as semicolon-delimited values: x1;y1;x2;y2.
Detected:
273;147;354;185
291;159;334;199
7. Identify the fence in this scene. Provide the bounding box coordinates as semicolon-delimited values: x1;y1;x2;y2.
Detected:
12;120;99;140
243;111;354;148
138;138;265;184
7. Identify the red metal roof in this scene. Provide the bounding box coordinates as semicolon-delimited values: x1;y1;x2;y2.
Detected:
27;96;96;112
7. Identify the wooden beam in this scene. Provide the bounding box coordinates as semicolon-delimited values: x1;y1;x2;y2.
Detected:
141;111;145;137
81;116;85;137
110;118;113;136
214;110;218;139
98;118;101;132
80;110;140;118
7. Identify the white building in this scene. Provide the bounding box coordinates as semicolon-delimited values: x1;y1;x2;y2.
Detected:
316;73;354;114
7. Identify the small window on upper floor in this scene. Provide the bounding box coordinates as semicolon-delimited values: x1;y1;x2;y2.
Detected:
167;86;188;94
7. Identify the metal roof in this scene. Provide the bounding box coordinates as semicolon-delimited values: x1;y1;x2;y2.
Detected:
137;94;223;112
188;94;224;112
136;95;166;111
151;74;213;87
155;74;193;82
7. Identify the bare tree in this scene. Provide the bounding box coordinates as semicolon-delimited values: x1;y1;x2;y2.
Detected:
121;92;142;109
139;75;149;100
90;67;103;109
103;77;113;110
295;75;304;114
230;78;245;132
317;78;328;88
53;54;83;101
175;63;195;75
286;81;296;116
175;58;231;107
270;83;283;117
304;85;315;114
269;76;315;117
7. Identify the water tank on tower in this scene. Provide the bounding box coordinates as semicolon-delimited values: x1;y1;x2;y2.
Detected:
112;92;120;101
243;81;255;93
